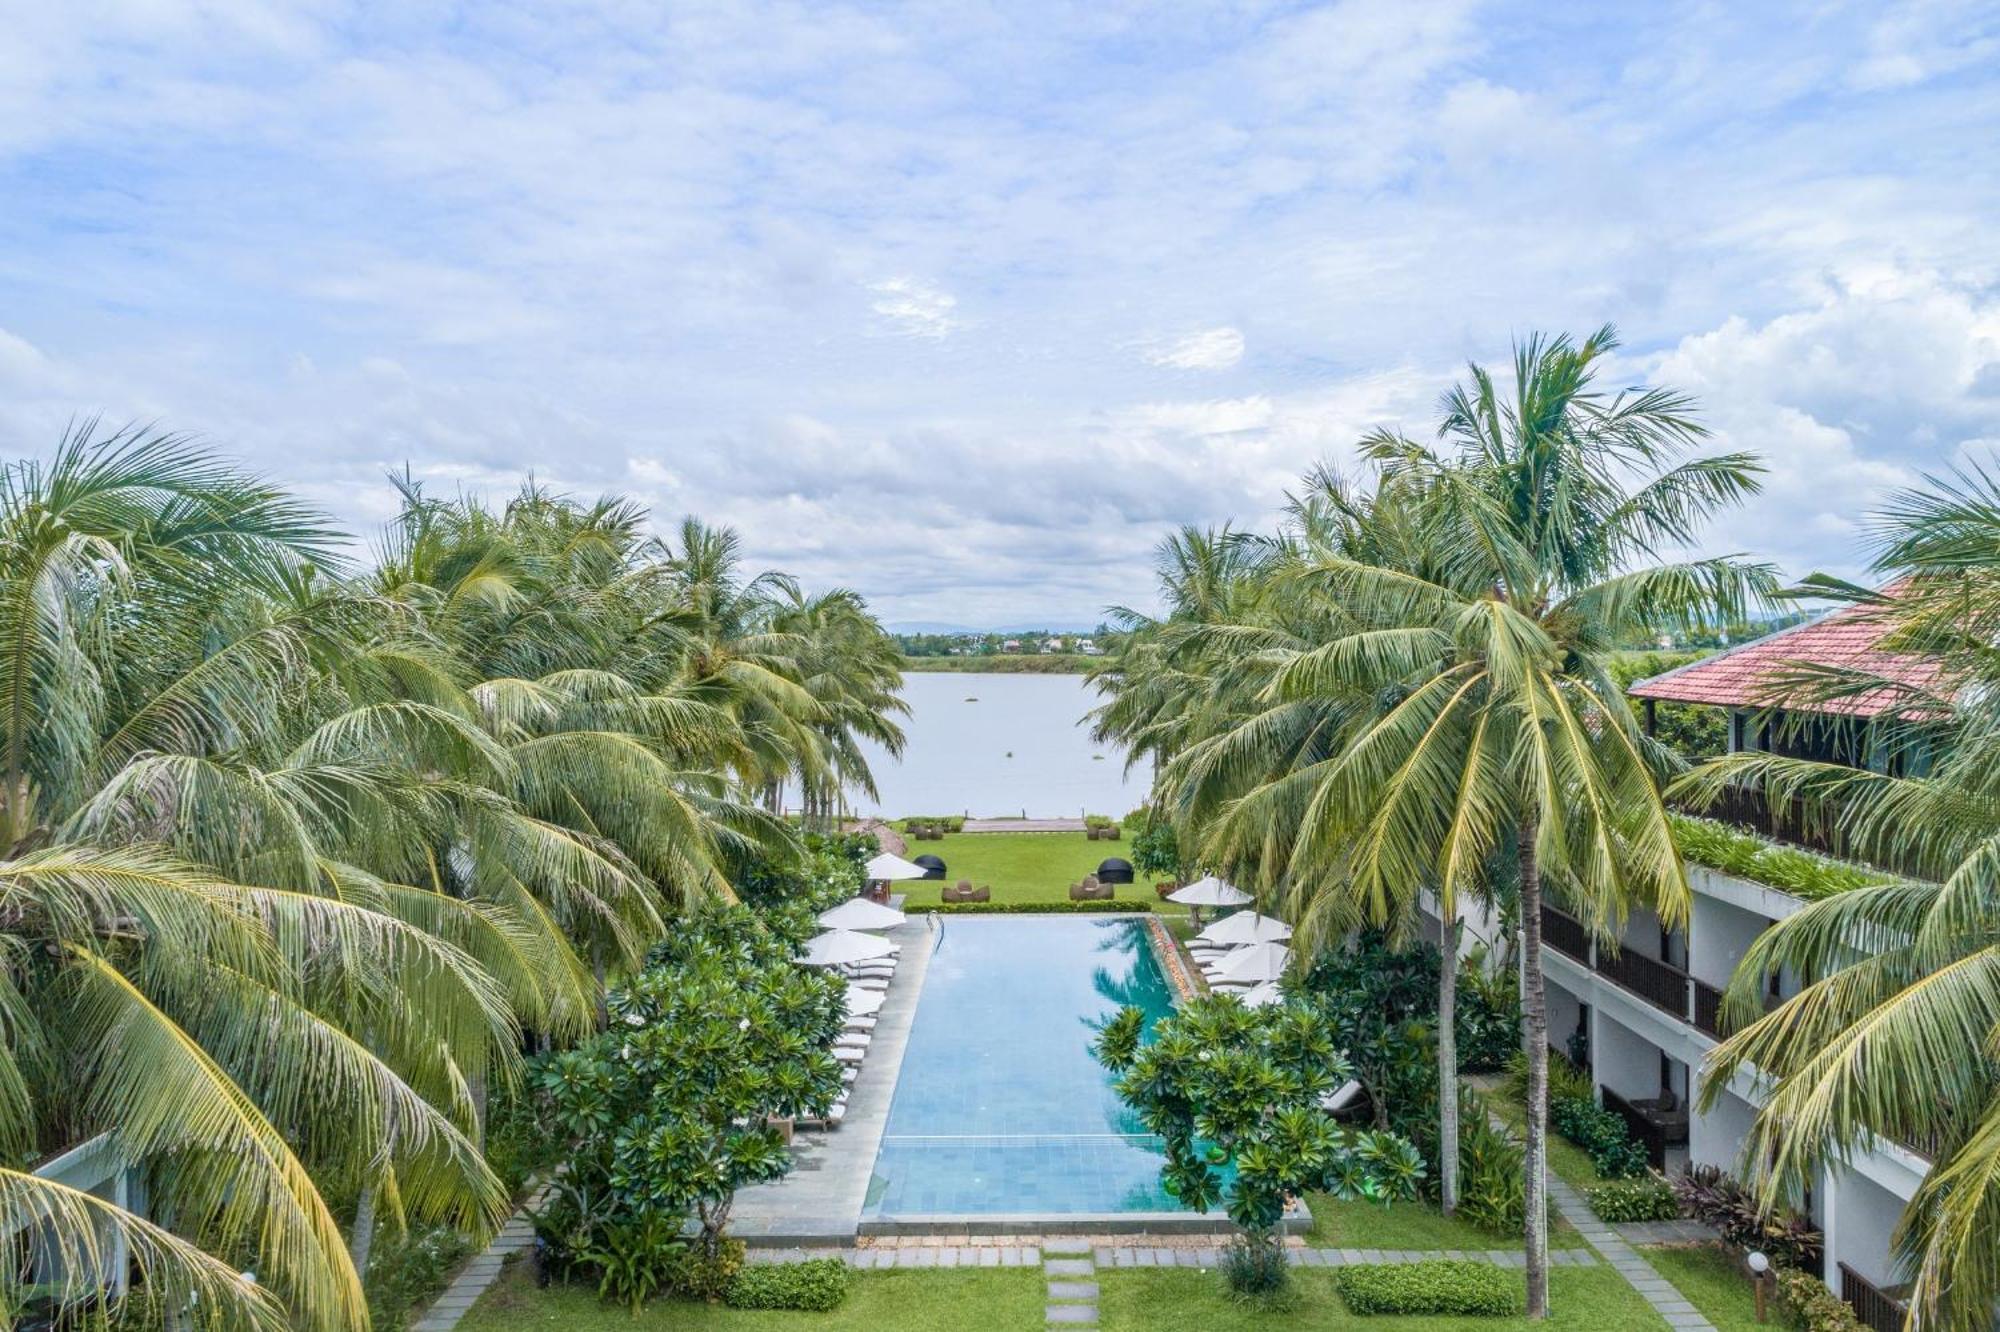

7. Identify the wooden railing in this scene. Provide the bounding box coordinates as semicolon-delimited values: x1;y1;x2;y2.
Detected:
1692;979;1725;1036
1540;906;1590;963
1674;784;1934;882
1596;946;1692;1019
1839;1263;1910;1332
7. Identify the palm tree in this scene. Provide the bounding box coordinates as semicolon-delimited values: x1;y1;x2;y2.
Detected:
1191;327;1772;1314
1680;461;2000;1331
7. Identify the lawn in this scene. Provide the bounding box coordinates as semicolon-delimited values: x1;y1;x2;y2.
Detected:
1304;1196;1586;1251
457;1260;1048;1330
1486;1096;1605;1193
891;830;1166;908
1096;1266;1667;1331
1644;1244;1763;1332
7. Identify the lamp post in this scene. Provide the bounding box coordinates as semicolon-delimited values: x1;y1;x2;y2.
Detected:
1747;1250;1771;1322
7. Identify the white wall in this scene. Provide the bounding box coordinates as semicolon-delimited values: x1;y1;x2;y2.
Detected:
1689;894;1771;991
1690;1088;1758;1173
1545;977;1585;1057
1825;1167;1905;1289
1593;1010;1660;1100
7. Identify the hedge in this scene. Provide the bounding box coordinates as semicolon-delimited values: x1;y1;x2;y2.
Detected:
1332;1261;1523;1316
1585;1174;1681;1222
928;899;1152;914
724;1259;852;1312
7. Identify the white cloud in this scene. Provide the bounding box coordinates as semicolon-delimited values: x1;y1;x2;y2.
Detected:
1144;326;1245;370
868;278;960;339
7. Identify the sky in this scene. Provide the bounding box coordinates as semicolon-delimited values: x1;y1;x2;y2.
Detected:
3;2;1998;628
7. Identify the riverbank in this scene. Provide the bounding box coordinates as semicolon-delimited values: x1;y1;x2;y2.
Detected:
899;654;1092;673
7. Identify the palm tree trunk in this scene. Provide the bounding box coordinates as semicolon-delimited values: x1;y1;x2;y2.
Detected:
1517;821;1550;1319
349;1119;398;1276
1438;911;1461;1217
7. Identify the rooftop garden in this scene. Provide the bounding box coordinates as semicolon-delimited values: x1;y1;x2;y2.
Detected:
1668;813;1892;901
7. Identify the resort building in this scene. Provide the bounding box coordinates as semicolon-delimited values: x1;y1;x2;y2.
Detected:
1429;603;1938;1332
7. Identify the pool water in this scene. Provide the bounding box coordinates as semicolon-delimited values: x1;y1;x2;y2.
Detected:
865;915;1190;1216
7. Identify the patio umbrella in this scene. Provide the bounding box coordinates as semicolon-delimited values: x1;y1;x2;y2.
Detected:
1214;941;1291;984
865;852;928;881
1197;911;1291;946
1166;875;1253;908
817;897;908;931
1240;980;1285;1009
843;983;886;1018
799;928;897;968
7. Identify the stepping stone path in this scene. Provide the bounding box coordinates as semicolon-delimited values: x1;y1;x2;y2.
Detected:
1042;1238;1099;1324
412;1189;545;1331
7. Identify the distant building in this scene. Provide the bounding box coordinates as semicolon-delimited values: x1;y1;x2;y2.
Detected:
1041;638;1064;653
1077;638;1101;655
1002;638;1022;652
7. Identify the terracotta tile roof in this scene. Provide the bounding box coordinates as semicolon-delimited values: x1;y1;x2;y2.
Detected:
1628;601;1942;717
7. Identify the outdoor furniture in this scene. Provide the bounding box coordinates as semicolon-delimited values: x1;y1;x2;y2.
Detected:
942;879;989;903
1069;876;1111;901
912;854;947;880
1095;857;1134;885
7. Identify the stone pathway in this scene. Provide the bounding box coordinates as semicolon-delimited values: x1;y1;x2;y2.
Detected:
1546;1174;1716;1330
1616;1217;1721;1246
963;817;1087;832
412;1188;545;1331
1043;1237;1099;1324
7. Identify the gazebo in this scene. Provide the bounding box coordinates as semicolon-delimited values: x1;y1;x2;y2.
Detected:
912;854;947;881
1095;857;1134;885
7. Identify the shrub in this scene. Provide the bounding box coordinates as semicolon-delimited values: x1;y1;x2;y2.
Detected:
1673;1165;1824;1271
1083;813;1119;829
725;1259;853;1311
1456;1102;1527;1235
364;1222;475;1331
580;1215;690;1313
897;815;966;833
1778;1266;1864;1332
1333;1260;1523;1316
1586;1174;1681;1222
663;1235;745;1303
1454;949;1521;1074
1130;816;1183;878
930;899;1150;913
1549;1095;1650;1179
1500;1049;1594;1106
1220;1233;1292;1296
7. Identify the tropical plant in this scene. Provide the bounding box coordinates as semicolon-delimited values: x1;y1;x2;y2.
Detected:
1095;994;1425;1291
530;905;843;1304
1675;462;2000;1330
1106;327;1773;1314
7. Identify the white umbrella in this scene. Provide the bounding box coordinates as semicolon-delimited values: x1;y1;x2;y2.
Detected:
1167;875;1253;908
799;929;897;967
1215;941;1291;984
1197;911;1292;946
818;897;907;931
1240;980;1285;1009
843;983;885;1018
865;852;928;882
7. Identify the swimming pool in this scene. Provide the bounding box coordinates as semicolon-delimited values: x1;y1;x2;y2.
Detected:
864;915;1190;1217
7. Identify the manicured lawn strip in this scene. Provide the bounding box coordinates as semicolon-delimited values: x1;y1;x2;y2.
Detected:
1095;1266;1668;1331
1644;1244;1764;1332
458;1260;1047;1330
1305;1196;1586;1250
1487;1096;1605;1193
892;830;1160;907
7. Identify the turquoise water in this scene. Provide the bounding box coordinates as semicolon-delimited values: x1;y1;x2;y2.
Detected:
865;915;1189;1216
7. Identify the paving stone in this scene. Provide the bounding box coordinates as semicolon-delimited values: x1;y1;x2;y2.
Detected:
978;1247;1000;1267
1047;1281;1100;1300
1043;1237;1093;1254
1046;1306;1099;1325
1045;1258;1094;1278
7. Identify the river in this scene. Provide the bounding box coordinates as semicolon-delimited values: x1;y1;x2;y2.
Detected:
845;672;1152;819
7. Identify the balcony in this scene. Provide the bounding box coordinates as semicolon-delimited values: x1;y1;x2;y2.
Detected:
1602;1086;1688;1171
1674;783;1933;883
1596;946;1692;1019
1839;1263;1911;1332
1540;905;1590;963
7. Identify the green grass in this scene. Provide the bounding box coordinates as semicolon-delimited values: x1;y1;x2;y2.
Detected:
1096;1266;1667;1331
458;1260;1048;1330
1644;1244;1766;1332
1304;1196;1586;1251
900;654;1091;673
1486;1096;1607;1193
891;831;1168;908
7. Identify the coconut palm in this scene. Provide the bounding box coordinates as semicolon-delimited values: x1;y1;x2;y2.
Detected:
1682;461;2000;1331
1173;327;1772;1314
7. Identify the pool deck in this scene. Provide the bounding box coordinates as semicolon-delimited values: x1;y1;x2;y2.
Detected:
732;911;937;1243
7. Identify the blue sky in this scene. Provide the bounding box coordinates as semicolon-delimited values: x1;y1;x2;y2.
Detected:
3;2;1998;626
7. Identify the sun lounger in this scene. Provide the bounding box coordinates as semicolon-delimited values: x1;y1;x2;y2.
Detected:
836;1033;871;1049
844;1016;877;1032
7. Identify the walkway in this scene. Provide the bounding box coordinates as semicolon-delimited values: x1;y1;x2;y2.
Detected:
1545;1166;1716;1330
963;817;1087;832
411;1187;545;1331
730;911;936;1241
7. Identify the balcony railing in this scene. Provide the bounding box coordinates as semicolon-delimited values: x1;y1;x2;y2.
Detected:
1596;945;1693;1019
1539;906;1590;963
1692;979;1725;1036
1674;783;1934;883
1839;1263;1911;1332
